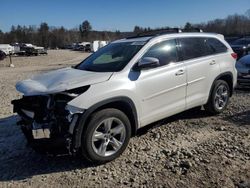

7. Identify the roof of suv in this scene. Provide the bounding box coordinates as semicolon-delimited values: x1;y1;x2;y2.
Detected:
114;32;225;43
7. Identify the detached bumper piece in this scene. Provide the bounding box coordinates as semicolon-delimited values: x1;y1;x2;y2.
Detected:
12;95;72;154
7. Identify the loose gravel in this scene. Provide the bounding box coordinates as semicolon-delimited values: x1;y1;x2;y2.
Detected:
0;50;249;188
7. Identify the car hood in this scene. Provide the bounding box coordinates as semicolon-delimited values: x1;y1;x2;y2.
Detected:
16;67;113;96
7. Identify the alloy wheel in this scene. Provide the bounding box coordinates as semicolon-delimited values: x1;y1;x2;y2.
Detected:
91;117;126;157
214;84;229;110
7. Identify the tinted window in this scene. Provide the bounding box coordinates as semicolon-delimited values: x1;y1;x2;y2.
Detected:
179;37;211;60
206;38;228;54
179;37;228;61
142;40;178;66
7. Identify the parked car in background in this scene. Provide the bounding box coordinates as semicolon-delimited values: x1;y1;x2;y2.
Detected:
230;37;250;58
73;42;91;52
0;44;14;55
0;50;6;60
20;44;47;56
85;44;91;52
225;36;241;44
236;55;250;86
63;44;74;49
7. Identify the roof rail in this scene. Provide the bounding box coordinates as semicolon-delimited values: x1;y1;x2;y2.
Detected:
126;28;182;39
138;28;182;35
182;28;203;33
126;28;203;39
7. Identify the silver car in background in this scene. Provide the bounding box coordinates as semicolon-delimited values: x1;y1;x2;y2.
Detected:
236;55;250;86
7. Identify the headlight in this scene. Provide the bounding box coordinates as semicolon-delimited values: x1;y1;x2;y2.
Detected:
65;105;85;114
64;85;90;95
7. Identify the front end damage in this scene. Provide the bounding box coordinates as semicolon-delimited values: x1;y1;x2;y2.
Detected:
11;67;113;154
11;88;87;154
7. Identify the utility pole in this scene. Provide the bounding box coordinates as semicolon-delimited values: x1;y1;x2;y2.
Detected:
9;54;14;68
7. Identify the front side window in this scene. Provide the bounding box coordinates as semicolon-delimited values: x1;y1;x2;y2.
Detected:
142;39;178;66
76;41;145;72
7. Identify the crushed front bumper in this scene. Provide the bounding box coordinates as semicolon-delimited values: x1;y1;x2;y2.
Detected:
11;96;75;154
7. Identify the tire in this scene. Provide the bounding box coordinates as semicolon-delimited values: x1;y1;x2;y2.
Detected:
204;80;230;115
81;108;131;163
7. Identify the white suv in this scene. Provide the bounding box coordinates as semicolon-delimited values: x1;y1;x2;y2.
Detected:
12;30;237;163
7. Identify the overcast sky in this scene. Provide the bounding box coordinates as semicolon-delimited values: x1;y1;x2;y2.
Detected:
0;0;249;32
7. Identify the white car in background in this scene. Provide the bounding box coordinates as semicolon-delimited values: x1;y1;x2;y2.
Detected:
12;30;237;163
0;44;14;55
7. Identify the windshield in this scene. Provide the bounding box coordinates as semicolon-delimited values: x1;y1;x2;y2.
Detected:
75;41;145;72
232;39;250;45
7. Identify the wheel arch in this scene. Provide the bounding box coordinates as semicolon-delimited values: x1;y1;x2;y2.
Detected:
208;72;234;101
72;96;139;150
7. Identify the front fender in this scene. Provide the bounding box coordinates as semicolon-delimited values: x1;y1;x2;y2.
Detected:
71;96;139;150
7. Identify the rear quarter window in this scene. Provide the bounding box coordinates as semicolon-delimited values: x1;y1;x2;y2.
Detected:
179;37;228;61
206;38;228;54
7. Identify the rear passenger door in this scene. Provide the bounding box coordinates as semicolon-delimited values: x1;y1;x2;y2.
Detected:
178;37;221;109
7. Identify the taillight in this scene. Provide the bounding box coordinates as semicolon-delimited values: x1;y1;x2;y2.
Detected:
231;53;238;59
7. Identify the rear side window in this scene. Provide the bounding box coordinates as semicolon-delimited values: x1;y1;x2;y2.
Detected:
179;38;211;60
206;38;228;54
179;37;228;61
142;39;178;66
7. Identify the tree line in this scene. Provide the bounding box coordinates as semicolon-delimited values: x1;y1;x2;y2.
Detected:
133;13;250;37
0;20;127;49
0;11;250;48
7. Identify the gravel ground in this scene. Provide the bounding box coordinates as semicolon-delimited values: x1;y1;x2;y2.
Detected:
0;50;249;188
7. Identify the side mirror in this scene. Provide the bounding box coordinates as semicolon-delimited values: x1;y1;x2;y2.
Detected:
137;57;160;70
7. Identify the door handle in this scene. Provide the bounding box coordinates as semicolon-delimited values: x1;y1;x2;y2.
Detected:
210;60;216;65
175;69;184;76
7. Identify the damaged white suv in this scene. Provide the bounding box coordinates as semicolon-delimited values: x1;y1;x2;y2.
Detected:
12;30;237;163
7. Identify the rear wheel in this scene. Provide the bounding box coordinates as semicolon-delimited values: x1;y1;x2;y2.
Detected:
81;108;131;163
204;80;230;114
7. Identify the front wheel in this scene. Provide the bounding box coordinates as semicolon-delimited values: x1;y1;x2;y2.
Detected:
81;108;131;163
204;80;230;115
